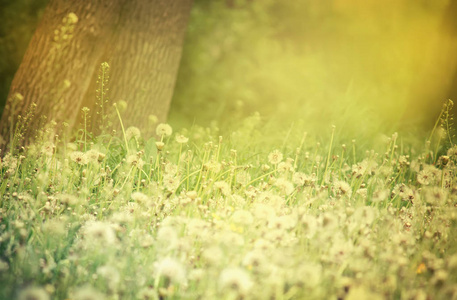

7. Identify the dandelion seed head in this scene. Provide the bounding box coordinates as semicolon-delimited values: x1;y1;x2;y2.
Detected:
214;181;231;196
131;192;149;204
70;151;88;165
85;149;102;164
80;221;117;246
333;180;352;198
154;257;186;284
163;174;180;192
219;267;253;295
268;149;283;165
274;178;294;195
156;123;173;137
125;126;141;140
175;134;189;144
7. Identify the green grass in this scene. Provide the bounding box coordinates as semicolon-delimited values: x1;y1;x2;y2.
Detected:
1;102;457;300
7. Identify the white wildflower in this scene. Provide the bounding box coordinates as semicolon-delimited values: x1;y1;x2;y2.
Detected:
154;257;186;284
70;151;88;165
80;221;117;246
131;192;149;204
156;123;173;137
163;174;180;192
219;267;253;295
274;178;294;195
214;181;231;196
125;126;141;140
236;171;251;186
333;180;352;197
268;149;283;165
175;134;189;144
85;149;103;164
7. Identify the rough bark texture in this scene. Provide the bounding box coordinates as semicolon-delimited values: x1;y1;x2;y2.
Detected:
0;0;193;149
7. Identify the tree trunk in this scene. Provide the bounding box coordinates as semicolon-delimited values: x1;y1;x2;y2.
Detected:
0;0;193;150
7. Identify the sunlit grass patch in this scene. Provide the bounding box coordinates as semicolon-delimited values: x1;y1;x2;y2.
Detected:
1;103;457;299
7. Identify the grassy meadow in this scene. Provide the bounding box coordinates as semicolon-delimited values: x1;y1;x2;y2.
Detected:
0;95;456;300
2;1;457;299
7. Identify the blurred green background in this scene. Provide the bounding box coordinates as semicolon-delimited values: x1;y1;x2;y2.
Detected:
0;0;454;137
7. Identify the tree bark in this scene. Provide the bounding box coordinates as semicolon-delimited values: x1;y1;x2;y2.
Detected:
0;0;193;150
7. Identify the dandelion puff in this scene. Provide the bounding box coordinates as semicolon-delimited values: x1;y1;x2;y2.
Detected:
274;178;294;195
447;145;457;159
41;142;55;157
333;180;352;198
156;123;173;137
156;141;165;151
164;163;178;175
85;149;102;164
80;221;117;246
214;181;231;196
154;257;186;285
267;215;297;230
219;267;253;295
70;151;88;165
242;250;267;272
175;134;189;144
277;160;293;174
126;154;144;168
268;149;283;165
18;287;50;300
417;165;436;186
292;172;307;186
163;174;180;192
125;126;141;141
236;171;251;186
131;192;149;204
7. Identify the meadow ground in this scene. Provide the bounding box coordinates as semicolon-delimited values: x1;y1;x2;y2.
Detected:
1;101;457;300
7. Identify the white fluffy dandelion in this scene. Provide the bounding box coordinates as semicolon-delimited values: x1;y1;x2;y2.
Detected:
125;126;141;140
154;257;186;284
219;267;253;295
268;149;283;165
156;123;173;137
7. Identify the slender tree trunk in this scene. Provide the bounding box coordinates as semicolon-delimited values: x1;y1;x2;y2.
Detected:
0;0;193;150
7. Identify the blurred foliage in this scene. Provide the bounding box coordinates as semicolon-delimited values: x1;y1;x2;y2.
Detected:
0;0;48;114
0;0;454;137
170;0;453;136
